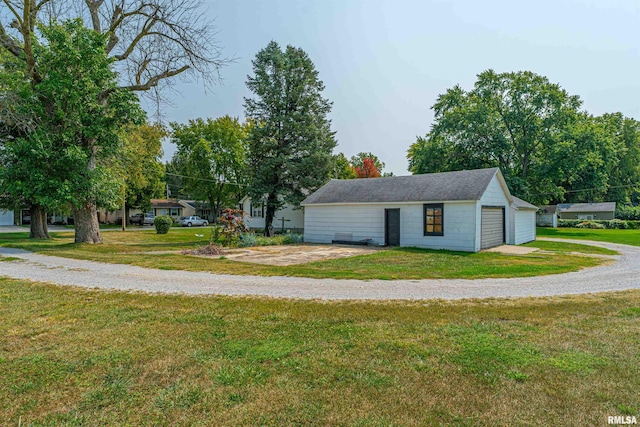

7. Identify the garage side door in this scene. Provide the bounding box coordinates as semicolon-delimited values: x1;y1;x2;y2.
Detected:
481;207;504;249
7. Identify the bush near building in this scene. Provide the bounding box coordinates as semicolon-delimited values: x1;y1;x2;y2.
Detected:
558;219;640;229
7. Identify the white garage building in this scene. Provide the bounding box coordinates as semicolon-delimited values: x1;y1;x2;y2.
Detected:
301;168;537;252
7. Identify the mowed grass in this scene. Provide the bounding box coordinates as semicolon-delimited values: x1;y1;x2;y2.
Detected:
538;227;640;246
1;279;639;426
0;229;614;279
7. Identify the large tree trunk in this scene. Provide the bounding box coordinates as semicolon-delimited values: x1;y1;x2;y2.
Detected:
263;192;277;236
73;202;102;243
29;204;50;239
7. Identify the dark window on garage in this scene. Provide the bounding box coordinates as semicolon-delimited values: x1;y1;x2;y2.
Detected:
424;203;444;236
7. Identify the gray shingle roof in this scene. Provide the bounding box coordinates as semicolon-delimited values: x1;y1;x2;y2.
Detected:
512;196;538;210
540;205;558;215
150;199;184;209
302;168;502;205
557;202;616;213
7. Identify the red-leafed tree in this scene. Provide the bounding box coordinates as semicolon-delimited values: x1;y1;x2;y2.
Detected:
354;157;381;178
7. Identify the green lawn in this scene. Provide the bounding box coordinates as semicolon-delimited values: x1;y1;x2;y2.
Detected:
1;278;639;426
537;227;640;246
0;229;614;280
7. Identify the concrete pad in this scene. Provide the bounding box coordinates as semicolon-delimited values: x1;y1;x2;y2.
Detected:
223;244;382;266
484;245;539;255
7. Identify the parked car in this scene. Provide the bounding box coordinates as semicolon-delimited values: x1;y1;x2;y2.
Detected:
178;215;208;227
129;213;155;225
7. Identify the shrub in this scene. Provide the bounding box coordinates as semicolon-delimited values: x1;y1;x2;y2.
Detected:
558;218;640;229
616;205;640;221
558;219;582;228
575;221;605;229
281;233;304;244
239;232;257;248
218;208;249;247
625;220;640;230
607;219;629;229
154;215;173;234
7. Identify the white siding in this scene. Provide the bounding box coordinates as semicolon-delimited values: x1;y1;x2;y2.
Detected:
242;197;304;231
0;210;14;226
304;202;477;252
536;213;557;227
476;175;511;251
511;209;536;245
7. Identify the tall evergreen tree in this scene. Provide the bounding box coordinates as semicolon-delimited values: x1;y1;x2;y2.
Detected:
244;41;336;235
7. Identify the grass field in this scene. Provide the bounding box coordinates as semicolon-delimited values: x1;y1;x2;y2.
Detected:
537;227;640;246
1;278;639;426
0;229;615;279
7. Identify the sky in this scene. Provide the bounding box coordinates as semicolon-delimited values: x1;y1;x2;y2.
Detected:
154;0;640;176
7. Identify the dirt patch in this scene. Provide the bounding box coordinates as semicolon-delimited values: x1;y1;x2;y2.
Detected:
223;244;382;266
484;245;539;255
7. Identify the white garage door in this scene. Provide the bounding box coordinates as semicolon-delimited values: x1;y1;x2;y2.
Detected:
481;207;504;249
0;210;14;226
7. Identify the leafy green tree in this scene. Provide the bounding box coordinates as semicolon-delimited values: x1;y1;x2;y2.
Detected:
598;114;640;204
165;156;190;200
0;51;54;237
332;153;357;179
0;0;227;242
543;113;622;203
121;123;166;219
171;116;250;221
1;21;144;240
244;41;336;235
408;70;584;204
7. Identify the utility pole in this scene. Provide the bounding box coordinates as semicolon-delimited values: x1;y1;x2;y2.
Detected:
121;185;126;232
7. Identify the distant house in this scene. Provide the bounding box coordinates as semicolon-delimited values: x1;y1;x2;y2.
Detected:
301;168;536;252
150;199;195;220
557;202;616;220
0;209;14;226
179;200;217;221
239;195;304;232
537;205;558;227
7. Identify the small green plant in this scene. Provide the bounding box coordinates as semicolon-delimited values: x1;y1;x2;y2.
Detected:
239;232;257;247
153;215;173;234
281;233;304;244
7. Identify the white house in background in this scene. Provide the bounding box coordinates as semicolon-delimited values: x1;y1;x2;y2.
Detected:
301;168;537;252
537;205;558;227
0;209;14;226
239;195;304;232
557;202;616;220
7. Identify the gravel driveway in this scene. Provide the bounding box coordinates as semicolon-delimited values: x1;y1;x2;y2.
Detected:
1;238;639;300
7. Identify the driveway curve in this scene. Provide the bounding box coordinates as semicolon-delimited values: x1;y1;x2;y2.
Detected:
1;238;639;300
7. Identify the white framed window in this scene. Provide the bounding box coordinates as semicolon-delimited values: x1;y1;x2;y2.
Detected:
578;214;594;220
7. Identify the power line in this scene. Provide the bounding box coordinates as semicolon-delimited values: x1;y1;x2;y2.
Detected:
165;172;247;187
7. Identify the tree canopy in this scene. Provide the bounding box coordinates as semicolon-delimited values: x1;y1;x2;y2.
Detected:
0;0;227;242
170;116;250;220
407;70;640;205
244;41;336;234
1;20;144;239
120;123;166;217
